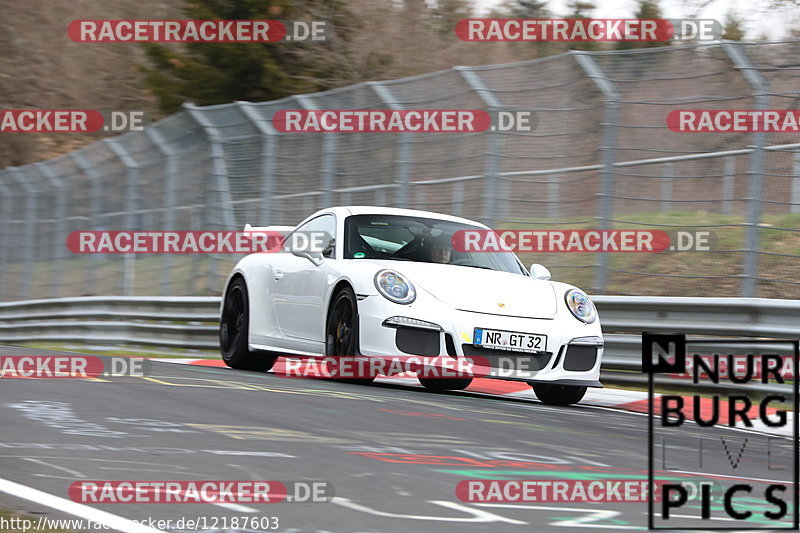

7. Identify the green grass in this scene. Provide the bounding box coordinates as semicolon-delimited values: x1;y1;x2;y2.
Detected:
499;211;800;297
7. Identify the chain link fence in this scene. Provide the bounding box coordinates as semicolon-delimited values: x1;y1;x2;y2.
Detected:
1;40;799;301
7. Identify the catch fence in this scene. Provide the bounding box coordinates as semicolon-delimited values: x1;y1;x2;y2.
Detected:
1;40;799;300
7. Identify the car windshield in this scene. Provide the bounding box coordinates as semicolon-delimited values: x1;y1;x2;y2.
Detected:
344;214;526;275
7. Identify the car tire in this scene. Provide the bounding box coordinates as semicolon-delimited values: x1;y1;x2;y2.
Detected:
531;383;587;406
418;376;473;391
220;277;278;371
325;286;375;384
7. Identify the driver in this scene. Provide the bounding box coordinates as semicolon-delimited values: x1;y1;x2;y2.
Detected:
430;236;452;264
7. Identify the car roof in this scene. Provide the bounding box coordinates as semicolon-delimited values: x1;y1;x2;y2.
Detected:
315;206;490;229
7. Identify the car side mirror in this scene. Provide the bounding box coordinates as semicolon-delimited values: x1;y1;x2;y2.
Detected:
292;250;324;266
529;263;551;280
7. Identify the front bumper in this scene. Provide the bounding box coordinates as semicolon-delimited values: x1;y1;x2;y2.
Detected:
357;293;603;387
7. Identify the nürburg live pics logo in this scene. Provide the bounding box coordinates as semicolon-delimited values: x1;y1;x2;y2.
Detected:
644;333;799;530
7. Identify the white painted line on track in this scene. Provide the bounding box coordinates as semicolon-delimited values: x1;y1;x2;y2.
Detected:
332;497;527;524
669;469;793;485
22;457;86;478
0;476;167;533
212;502;259;513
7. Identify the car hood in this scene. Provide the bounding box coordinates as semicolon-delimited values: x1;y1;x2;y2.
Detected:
368;261;558;319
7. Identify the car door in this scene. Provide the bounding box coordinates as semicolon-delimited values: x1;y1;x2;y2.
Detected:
271;214;336;341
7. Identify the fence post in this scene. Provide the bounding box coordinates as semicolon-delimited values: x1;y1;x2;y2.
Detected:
184;104;236;229
548;174;560;219
452;181;464;217
303;195;315;215
295;95;336;209
724;42;767;298
456;67;504;225
370;82;411;208
792;152;800;215
237;101;278;224
104;138;140;297
144;125;178;295
35;162;67;297
72;152;104;296
0;171;15;301
375;188;387;207
661;162;673;213
184;104;236;293
9;167;38;300
723;156;736;215
574;52;619;294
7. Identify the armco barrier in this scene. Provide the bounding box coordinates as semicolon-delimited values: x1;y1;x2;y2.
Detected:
0;296;219;349
0;295;796;392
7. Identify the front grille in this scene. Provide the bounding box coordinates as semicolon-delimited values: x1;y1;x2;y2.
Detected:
563;344;598;371
462;344;552;371
395;327;440;356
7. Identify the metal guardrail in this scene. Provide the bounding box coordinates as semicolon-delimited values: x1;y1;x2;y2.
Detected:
596;296;800;339
0;295;795;392
0;296;219;349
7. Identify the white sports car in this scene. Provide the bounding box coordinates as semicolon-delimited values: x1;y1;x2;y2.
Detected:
220;206;603;405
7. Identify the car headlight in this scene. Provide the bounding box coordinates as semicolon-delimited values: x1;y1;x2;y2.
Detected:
374;269;416;305
565;289;597;324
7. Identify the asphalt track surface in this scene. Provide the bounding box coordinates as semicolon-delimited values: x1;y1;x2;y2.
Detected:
0;345;795;533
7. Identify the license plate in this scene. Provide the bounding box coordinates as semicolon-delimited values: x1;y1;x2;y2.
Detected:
473;328;547;353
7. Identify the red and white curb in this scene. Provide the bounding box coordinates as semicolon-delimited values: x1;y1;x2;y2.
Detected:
151;358;793;438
